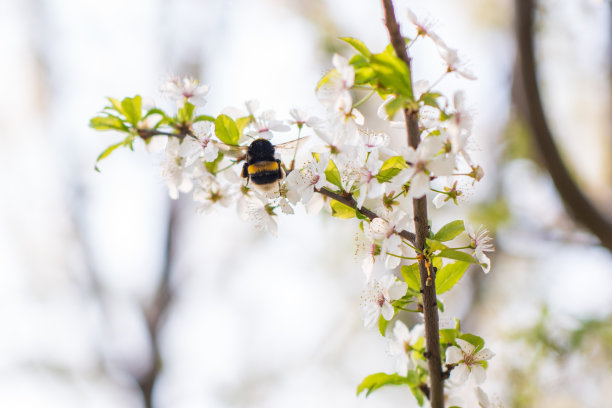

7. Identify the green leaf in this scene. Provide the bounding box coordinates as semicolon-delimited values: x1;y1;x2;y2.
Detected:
378;314;390;336
94;141;124;171
370;52;413;99
437;249;476;264
330;200;356;219
420;92;442;109
193;114;215;123
354;67;377;85
235;116;252;136
401;263;420;291
214;114;240;145
411;386;425;406
434;220;465;242
89;116;128;132
440;328;458;345
178;102;195;122
340;37;372;57
426;238;447;252
435;261;469;294
384;95;408;118
458;333;485;352
121;95;142;126
357;373;414;397
377;156;408;183
107;97;125;115
324;159;343;190
316;69;336;92
204;151;224;174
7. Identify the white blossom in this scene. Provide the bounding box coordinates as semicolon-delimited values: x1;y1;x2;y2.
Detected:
285;154;330;205
402;137;455;198
465;223;495;273
445;338;495;385
160;77;209;107
360;274;407;329
161;138;193;199
386;321;424;376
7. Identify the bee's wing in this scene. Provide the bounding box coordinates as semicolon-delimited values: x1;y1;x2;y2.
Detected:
213;141;248;159
273;136;310;152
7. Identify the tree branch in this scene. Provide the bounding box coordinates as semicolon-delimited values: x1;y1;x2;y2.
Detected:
381;1;444;407
315;187;416;243
515;0;612;253
137;200;179;408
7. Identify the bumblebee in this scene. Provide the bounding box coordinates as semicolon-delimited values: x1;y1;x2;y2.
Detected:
216;137;307;192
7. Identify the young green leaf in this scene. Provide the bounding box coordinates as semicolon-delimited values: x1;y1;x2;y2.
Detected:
357;373;415;397
107;97;125;115
370;53;413;100
89;116;129;132
377;155;408;183
426;238;448;252
330;200;356;219
324;159;343;190
340;37;372;58
434;220;465;242
436;249;476;264
400;263;420;291
439;328;458;345
121;95;142;126
193;114;215;123
178;101;195;123
435;261;469;294
378;315;390;336
214;114;240;145
204;152;224;174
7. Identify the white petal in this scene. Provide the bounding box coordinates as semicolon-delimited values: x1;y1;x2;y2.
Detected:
445;346;463;365
384;254;400;270
475;386;491;407
449;363;470;384
395;354;409;377
387;280;408;301
410;172;430;198
474;348;495;361
476;251;491;274
433;193;448;208
471;364;486;385
362;257;374;281
455;338;476;355
381;301;395;321
392;320;410;342
361;303;381;329
428;154;456;176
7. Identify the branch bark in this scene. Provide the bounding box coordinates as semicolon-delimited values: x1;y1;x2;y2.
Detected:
315;187;416;243
381;1;444;407
515;0;612;253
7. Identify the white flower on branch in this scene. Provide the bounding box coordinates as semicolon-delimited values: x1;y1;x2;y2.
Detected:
402;137;455;198
368;209;412;270
386;320;424;376
445;339;495;385
360;274;408;329
465;223;495;273
161;138;193;199
317;53;355;114
160;76;209;107
285;154;330;205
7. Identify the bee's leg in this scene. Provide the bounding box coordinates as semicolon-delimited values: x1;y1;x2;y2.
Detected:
241;163;249;179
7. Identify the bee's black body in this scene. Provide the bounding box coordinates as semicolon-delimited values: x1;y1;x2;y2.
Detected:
241;138;283;190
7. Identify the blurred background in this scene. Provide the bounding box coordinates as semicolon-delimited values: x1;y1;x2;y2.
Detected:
0;0;611;407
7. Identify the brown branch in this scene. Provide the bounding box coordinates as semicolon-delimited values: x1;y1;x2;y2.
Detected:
315;187;416;243
515;0;612;253
137;200;179;408
381;1;444;407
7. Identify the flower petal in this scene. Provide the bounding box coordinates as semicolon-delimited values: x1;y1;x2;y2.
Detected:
445;346;463;365
455;338;476;355
449;363;470;384
471;364;486;385
474;348;495;361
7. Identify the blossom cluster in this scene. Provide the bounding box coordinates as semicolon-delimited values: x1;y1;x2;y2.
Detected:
90;8;499;407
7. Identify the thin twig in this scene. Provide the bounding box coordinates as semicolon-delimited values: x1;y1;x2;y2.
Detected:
515;0;612;253
381;1;444;407
315;187;416;244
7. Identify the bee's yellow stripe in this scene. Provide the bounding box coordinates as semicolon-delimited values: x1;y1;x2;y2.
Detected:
248;161;279;174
